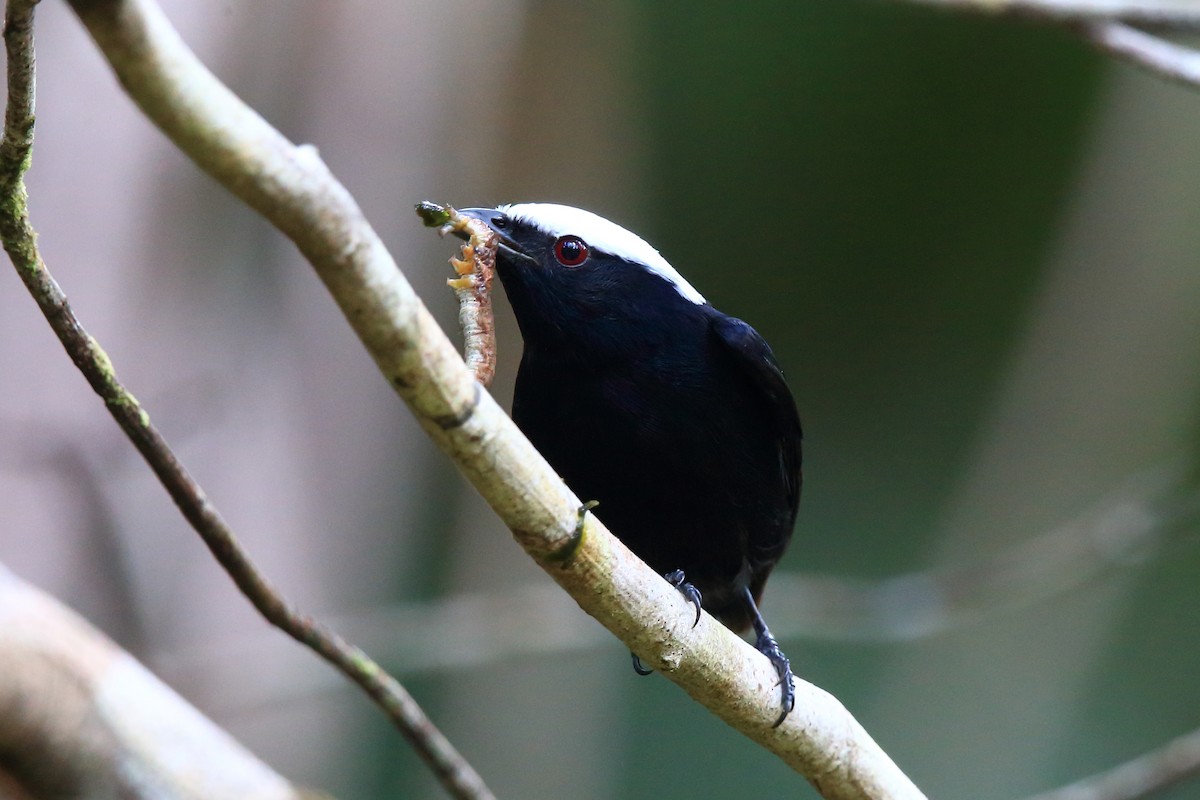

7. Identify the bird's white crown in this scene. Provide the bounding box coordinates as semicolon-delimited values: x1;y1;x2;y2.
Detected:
500;203;707;305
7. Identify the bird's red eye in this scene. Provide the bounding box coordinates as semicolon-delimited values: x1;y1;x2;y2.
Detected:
553;235;589;267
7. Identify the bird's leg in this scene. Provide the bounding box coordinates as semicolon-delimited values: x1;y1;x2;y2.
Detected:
630;569;705;677
745;587;795;728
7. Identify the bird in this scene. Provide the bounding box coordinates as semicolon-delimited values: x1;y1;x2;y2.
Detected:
456;203;802;725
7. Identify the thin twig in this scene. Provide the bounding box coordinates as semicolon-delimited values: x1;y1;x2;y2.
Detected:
892;0;1200;29
1022;726;1200;800
63;0;927;797
0;4;493;799
1075;20;1200;88
890;0;1200;89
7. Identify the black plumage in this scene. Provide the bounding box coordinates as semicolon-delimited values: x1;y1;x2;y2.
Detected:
458;204;802;723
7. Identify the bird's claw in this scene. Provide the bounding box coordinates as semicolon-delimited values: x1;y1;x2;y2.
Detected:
663;569;703;627
756;629;796;727
628;569;703;678
631;651;654;676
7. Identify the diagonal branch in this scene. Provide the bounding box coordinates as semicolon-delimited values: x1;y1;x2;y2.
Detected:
0;3;493;799
57;0;926;797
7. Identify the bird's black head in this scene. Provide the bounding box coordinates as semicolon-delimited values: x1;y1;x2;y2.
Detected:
458;204;709;356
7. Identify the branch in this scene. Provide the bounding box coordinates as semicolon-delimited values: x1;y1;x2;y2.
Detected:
1022;726;1200;800
0;564;318;800
893;0;1200;28
1075;20;1200;88
57;0;926;797
157;466;1179;697
889;0;1200;89
0;4;492;799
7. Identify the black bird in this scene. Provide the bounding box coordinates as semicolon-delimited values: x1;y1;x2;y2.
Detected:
458;203;802;725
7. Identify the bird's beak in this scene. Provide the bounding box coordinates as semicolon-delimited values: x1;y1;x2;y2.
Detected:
456;207;536;265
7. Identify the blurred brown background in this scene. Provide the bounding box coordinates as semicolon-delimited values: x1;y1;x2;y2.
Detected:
2;2;1199;798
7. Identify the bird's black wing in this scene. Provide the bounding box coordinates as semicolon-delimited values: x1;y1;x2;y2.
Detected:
709;313;803;533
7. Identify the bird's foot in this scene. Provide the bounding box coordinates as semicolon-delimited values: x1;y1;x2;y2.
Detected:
663;569;703;627
629;570;704;678
744;586;795;726
755;627;796;728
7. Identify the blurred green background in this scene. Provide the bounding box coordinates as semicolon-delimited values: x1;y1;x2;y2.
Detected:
2;2;1199;799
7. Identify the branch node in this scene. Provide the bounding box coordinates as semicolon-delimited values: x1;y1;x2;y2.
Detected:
545;500;597;565
431;380;481;430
